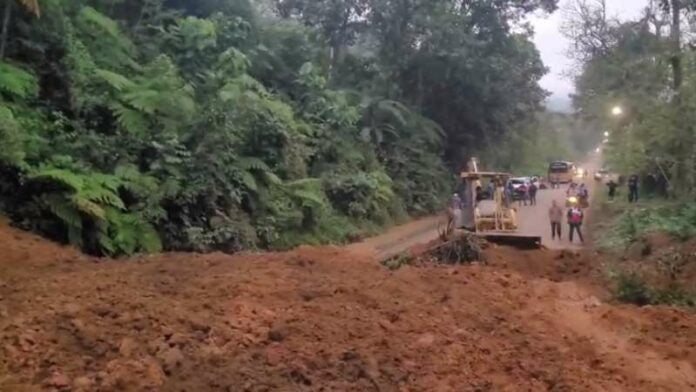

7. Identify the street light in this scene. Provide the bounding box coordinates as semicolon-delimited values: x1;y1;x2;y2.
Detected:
604;131;610;137
611;106;623;116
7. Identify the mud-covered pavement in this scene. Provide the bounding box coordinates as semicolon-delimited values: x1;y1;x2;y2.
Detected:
2;220;696;391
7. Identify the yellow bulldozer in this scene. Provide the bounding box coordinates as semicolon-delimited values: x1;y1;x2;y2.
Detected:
443;158;540;248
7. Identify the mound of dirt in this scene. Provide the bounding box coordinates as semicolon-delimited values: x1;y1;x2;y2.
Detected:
2;223;696;391
0;217;84;268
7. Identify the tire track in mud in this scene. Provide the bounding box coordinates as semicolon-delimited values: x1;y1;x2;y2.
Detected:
524;281;696;391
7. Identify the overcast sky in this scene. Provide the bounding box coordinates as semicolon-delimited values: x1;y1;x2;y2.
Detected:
530;0;649;112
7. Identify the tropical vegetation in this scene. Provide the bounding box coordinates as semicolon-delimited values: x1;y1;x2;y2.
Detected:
0;0;574;256
567;0;696;306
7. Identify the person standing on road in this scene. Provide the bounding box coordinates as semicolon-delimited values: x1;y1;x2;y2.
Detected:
578;183;589;208
567;204;585;243
529;182;538;206
451;193;461;208
487;180;496;200
548;200;563;240
517;183;528;207
505;181;514;207
566;182;578;198
450;193;462;229
607;179;618;200
628;175;639;203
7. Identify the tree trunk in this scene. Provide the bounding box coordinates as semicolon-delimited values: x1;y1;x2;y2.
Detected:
0;0;13;60
670;0;682;91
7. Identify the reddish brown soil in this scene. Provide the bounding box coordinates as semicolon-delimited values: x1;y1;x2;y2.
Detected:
2;222;696;391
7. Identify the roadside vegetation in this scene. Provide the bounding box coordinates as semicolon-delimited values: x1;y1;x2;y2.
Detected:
591;192;696;307
566;0;696;307
0;0;597;257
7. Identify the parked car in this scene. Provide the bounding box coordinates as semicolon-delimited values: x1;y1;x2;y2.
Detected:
594;169;608;181
507;177;531;200
595;168;619;183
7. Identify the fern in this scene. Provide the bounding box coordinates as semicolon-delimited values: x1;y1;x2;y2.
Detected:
29;167;86;191
41;194;83;247
0;62;38;99
238;156;271;172
27;165;161;256
102;208;163;256
0;105;24;164
282;178;329;209
239;171;258;191
112;103;149;135
100;56;195;135
78;6;135;55
95;69;136;91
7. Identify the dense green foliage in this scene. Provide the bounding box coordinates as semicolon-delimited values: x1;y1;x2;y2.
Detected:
597;198;696;249
594;196;696;307
566;1;696;307
0;0;558;255
568;0;696;195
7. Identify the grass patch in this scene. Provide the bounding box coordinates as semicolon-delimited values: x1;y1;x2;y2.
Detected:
593;193;696;308
594;195;696;251
613;271;696;307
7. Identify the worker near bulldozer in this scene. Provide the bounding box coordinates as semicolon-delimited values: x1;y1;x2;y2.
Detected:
449;193;462;228
567;199;585;243
548;200;563;240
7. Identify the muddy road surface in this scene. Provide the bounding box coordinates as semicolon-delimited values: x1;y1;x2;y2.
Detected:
353;155;603;259
2;214;696;391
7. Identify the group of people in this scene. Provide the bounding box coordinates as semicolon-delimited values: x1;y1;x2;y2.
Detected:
548;199;586;243
566;182;590;207
451;172;643;245
506;181;538;207
548;181;590;244
606;175;639;202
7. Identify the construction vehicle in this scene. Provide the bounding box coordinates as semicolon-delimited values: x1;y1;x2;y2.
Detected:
443;158;541;248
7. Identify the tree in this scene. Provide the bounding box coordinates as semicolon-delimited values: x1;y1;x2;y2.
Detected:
1;0;40;59
0;0;565;256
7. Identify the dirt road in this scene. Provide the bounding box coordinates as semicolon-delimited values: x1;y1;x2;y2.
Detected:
2;219;696;391
517;155;602;250
354;155;603;259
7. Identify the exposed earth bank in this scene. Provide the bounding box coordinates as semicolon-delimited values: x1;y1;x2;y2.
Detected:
1;221;696;391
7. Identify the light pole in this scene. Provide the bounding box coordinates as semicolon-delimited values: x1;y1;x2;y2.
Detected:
611;106;623;116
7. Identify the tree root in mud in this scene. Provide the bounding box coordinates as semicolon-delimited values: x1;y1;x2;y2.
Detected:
381;232;486;270
427;232;487;264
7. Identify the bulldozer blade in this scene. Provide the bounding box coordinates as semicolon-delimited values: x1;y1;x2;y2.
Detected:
478;233;541;249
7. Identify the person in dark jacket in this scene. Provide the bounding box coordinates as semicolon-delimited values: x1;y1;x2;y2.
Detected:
528;182;538;206
607;179;618;200
628;175;639;202
517;183;528;207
